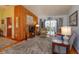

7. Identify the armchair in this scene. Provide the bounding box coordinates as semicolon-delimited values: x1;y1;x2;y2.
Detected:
52;32;76;54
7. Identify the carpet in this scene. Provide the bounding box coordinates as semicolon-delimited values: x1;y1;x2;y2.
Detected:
2;36;52;54
0;37;15;49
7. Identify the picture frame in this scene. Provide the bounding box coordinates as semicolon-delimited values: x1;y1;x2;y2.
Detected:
69;11;78;26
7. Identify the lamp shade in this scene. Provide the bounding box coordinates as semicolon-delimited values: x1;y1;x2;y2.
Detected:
36;24;39;27
61;26;71;35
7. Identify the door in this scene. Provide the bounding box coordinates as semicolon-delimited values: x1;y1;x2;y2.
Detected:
7;17;12;38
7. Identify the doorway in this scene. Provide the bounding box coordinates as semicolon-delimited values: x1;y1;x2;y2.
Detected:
7;17;12;38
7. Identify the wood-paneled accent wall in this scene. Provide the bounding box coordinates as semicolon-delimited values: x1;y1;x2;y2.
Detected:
14;5;38;41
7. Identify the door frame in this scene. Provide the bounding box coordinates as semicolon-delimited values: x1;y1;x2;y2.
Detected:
6;17;12;38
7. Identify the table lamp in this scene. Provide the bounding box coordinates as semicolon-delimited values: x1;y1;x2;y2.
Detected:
36;24;39;27
61;26;71;43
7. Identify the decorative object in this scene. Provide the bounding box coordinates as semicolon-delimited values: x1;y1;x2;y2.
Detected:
69;11;78;26
61;26;71;43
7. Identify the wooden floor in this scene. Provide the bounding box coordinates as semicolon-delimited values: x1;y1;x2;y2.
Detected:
68;47;78;54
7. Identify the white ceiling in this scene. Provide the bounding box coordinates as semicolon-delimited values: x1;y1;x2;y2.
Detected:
24;5;72;16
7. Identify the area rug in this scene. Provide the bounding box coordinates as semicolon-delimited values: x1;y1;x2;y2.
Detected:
2;36;52;54
0;37;15;49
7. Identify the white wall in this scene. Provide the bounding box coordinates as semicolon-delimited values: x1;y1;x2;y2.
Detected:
53;15;68;26
68;5;79;53
38;15;68;26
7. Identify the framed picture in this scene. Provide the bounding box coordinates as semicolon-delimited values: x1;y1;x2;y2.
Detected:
69;11;78;26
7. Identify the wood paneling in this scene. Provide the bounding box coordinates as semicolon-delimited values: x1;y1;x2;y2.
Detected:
14;5;38;41
14;6;26;41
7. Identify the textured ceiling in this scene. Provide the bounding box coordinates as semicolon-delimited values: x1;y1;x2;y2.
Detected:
24;5;72;16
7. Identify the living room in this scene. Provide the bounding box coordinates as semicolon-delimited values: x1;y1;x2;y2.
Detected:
0;5;79;54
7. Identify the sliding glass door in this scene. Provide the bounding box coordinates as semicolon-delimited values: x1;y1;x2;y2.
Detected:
45;20;57;36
